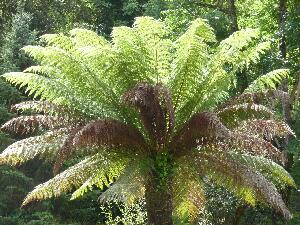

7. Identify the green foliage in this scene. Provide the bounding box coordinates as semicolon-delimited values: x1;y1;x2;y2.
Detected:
100;200;147;225
0;6;36;74
245;69;290;92
0;166;32;216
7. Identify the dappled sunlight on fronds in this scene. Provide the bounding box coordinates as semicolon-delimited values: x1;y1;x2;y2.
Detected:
245;69;290;93
230;153;296;189
22;155;126;206
22;153;127;207
173;157;206;222
99;160;147;205
234;119;295;140
190;151;292;219
0;129;68;166
1;115;66;135
217;103;274;128
52;126;84;175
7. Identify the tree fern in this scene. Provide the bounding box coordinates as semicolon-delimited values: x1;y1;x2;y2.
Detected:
245;69;290;92
0;17;295;224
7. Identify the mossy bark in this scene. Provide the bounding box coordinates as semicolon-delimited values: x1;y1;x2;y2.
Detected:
145;175;173;225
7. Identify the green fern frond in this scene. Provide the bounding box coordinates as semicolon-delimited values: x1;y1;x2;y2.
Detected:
111;26;153;90
2;72;73;104
0;129;68;166
99;160;146;205
71;154;128;200
24;65;59;76
11;101;86;121
21;153;106;206
69;28;108;47
245;69;290;92
170;18;215;113
236;41;271;71
215;28;261;67
230;153;296;188
191;152;292;219
220;90;289;108
173;28;269;126
41;34;74;51
173;157;205;223
134;17;173;81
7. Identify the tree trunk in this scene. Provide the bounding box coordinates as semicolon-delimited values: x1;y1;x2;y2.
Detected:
279;0;287;59
227;0;248;93
231;205;247;225
145;176;173;225
278;0;292;124
227;0;239;33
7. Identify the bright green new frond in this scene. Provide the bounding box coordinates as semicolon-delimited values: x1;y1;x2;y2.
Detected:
24;65;59;77
21;46;125;119
245;69;290;92
170;19;215;114
214;29;269;72
0;129;68;166
99;160;146;205
41;34;74;51
237;41;271;70
21;154;105;206
71;154;128;200
230;153;296;189
111;26;153;91
134;17;166;40
184;18;216;43
171;28;269;127
2;72;72;103
134;17;173;81
69;28;108;48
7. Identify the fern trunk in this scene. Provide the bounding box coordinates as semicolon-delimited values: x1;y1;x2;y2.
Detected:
145;176;173;225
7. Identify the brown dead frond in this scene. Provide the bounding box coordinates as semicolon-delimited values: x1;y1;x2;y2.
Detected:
217;103;274;128
1;115;65;135
234;119;295;140
219;90;289;109
73;119;148;152
123;82;175;150
170;112;230;156
226;133;286;165
11;100;86;122
53;126;84;175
